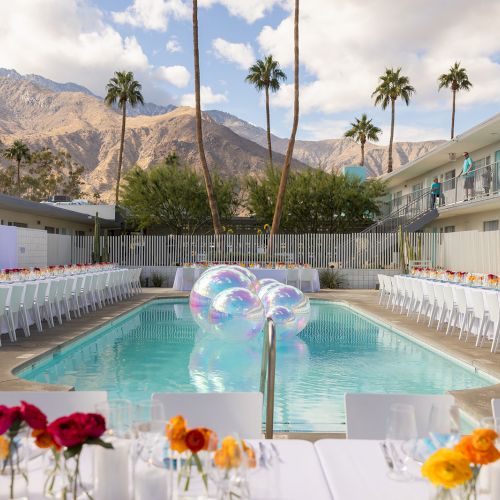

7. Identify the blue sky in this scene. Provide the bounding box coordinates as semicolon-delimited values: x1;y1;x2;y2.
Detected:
2;0;500;143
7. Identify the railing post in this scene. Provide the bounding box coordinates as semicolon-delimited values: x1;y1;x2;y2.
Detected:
265;319;276;439
259;320;269;395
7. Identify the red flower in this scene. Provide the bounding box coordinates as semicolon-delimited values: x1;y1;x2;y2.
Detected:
77;413;106;439
20;401;47;430
47;415;87;448
0;406;20;435
185;428;206;453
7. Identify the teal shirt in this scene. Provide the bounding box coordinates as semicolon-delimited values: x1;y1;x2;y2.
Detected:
463;157;473;177
431;182;441;195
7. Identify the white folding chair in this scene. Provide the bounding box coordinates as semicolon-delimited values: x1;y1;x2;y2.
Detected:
152;392;263;439
181;268;197;291
6;285;26;341
479;292;500;351
0;287;10;346
450;286;473;339
377;274;386;304
33;281;48;332
71;276;84;317
42;281;58;328
299;268;314;292
52;279;66;325
345;393;455;440
464;288;487;343
408;279;424;317
19;282;38;337
392;276;405;311
61;277;75;321
440;285;456;332
81;275;93;313
428;282;445;328
286;269;300;288
0;391;108;422
418;280;435;324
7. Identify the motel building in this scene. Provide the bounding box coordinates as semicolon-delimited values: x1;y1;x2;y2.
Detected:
378;112;500;234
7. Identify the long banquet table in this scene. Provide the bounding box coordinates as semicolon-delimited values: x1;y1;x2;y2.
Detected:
25;439;333;500
172;267;321;292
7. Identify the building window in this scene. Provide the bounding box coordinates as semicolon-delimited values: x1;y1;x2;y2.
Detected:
45;226;55;234
393;190;403;209
483;220;499;232
444;226;455;233
444;169;455;190
8;222;28;228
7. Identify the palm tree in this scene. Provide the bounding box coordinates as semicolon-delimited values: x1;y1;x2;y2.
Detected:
192;0;222;235
3;140;30;195
104;71;144;204
372;68;415;173
438;62;472;139
270;0;299;238
245;56;286;168
344;114;382;166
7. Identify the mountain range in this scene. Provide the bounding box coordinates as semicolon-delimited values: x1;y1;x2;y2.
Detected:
0;69;444;201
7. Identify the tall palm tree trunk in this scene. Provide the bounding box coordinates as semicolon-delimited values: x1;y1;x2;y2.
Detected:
360;142;365;166
193;0;222;235
116;103;127;204
387;99;395;174
451;89;456;139
265;85;273;168
16;159;21;195
270;0;299;238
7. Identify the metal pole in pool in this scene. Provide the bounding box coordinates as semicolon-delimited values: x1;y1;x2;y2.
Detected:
265;319;277;439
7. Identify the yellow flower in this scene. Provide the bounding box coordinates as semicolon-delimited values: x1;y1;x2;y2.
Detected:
422;448;472;489
0;436;8;460
214;436;242;469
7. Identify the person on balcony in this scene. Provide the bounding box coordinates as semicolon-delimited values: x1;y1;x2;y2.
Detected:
482;165;492;195
462;152;474;201
430;178;442;208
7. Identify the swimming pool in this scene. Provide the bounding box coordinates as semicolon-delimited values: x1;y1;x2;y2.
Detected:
18;299;493;432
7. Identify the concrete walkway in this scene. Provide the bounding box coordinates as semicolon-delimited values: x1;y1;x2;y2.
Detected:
0;288;497;425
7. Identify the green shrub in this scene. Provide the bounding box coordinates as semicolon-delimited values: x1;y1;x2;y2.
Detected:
319;269;345;289
151;273;164;287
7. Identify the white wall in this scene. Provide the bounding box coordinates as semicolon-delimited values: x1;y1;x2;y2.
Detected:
47;234;72;266
17;228;48;268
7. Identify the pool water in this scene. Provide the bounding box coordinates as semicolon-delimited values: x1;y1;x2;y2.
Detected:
19;299;492;432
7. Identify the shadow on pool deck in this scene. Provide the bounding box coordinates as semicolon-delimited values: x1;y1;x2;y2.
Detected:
0;288;498;434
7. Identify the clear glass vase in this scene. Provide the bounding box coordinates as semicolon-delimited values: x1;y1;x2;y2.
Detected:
429;483;476;500
59;449;94;500
0;432;29;500
174;451;213;500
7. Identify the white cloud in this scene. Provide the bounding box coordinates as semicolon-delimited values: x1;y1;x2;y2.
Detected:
166;37;182;53
180;85;228;107
112;0;190;31
0;0;149;97
155;65;190;87
258;0;500;115
200;0;287;23
212;38;255;70
300;119;350;141
378;124;447;145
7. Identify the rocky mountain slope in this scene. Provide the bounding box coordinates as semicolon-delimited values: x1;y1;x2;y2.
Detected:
208;110;444;177
0;77;306;200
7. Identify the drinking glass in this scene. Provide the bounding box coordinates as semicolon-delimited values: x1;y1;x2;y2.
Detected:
133;400;165;426
427;404;461;449
95;399;133;438
385;403;418;480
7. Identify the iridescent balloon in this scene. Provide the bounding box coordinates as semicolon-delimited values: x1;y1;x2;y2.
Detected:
209;287;265;342
266;305;297;341
257;281;282;302
189;266;254;332
262;284;311;334
229;266;257;285
254;278;279;293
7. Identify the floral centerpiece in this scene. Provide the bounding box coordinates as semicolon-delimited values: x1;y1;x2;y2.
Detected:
0;401;48;499
422;428;500;499
166;415;217;496
486;274;499;288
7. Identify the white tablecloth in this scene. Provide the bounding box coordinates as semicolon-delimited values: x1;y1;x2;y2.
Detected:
173;268;320;292
24;439;332;500
315;439;490;500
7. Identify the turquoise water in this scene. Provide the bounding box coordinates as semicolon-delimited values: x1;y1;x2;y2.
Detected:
19;299;492;432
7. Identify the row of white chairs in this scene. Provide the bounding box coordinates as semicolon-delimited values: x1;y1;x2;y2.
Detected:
378;274;500;352
0;268;142;346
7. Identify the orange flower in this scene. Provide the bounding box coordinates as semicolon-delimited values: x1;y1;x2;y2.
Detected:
214;436;242;469
32;429;61;451
200;427;218;451
455;429;500;465
185;429;205;453
166;415;188;453
242;440;256;468
0;436;8;460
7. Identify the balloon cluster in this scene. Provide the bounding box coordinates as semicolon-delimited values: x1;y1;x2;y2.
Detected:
189;265;310;342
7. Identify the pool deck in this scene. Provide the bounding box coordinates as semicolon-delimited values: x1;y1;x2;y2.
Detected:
0;288;498;433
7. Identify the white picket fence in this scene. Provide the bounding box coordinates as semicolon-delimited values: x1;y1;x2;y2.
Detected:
71;233;439;270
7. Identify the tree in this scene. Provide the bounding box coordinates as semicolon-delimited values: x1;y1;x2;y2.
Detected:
438;62;472;139
3;140;30;195
344;114;382;166
372;68;415;173
121;153;238;234
104;71;144;205
246;166;386;233
270;0;299;237
192;0;223;235
245;55;286;168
